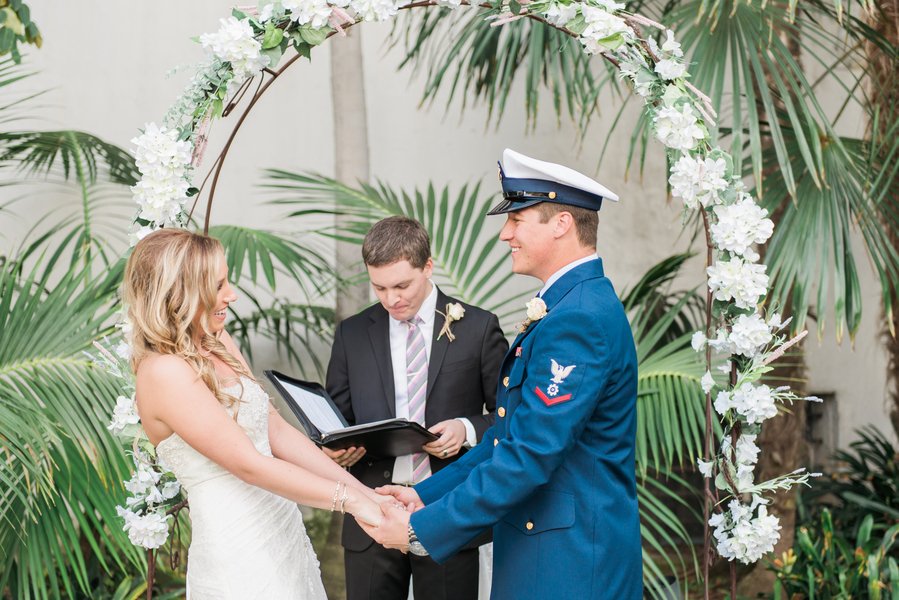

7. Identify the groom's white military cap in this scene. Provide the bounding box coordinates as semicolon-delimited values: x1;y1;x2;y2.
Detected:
487;148;619;215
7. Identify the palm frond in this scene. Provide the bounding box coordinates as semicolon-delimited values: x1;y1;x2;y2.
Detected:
638;471;701;598
761;118;899;341
264;170;535;328
228;288;336;380
634;321;709;474
392;8;611;130
0;249;143;598
208;224;337;297
0;130;138;186
0;130;138;267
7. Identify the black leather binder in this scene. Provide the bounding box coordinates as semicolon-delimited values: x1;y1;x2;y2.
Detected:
263;370;438;458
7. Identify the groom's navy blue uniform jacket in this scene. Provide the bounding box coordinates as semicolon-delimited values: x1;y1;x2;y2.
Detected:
411;259;643;600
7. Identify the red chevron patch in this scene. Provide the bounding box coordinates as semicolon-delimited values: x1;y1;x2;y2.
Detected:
535;386;572;406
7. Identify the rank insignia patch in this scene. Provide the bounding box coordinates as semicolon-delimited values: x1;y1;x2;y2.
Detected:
550;359;576;383
536;359;577;406
536;386;572;406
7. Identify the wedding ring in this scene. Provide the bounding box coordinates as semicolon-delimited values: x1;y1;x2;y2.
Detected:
442;449;448;457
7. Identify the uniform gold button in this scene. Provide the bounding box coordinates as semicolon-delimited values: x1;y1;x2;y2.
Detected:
498;407;506;417
526;521;534;530
493;438;499;446
503;376;510;387
548;191;556;199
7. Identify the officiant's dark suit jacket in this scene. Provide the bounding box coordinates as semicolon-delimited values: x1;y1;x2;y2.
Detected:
326;288;508;551
410;260;642;600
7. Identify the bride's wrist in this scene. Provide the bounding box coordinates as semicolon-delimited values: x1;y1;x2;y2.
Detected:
343;489;365;516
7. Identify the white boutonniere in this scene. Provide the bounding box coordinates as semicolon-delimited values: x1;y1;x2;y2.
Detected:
437;302;465;342
517;297;547;333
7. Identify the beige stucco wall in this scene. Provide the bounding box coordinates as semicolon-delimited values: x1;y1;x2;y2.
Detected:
2;0;892;453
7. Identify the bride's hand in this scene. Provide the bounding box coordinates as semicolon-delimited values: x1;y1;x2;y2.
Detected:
345;491;383;527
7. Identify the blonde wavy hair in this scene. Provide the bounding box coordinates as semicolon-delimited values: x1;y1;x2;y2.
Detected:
123;228;253;412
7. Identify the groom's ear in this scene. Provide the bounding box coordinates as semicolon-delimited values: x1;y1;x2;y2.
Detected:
552;211;575;239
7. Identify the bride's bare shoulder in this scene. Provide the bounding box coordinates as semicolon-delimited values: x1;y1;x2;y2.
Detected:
136;354;197;390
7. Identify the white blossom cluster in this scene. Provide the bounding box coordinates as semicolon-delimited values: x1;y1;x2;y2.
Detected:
116;506;170;549
130;123;192;228
650;30;686;80
669;153;728;209
261;0;404;25
113;454;181;549
616;47;654;97
711;197;774;261
284;0;339;27
714;382;778;424
653;103;706;151
578;3;631;55
709;313;773;357
200;17;270;82
708;496;781;564
108;394;140;434
720;433;760;490
544;2;578;26
707;257;769;309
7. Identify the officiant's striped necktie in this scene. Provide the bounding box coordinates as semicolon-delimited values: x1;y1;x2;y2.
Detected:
405;316;431;483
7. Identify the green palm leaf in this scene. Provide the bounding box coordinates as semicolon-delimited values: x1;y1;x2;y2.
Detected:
0;245;143;599
208;224;337;296
264;170;535;328
761;119;899;341
620;252;710;473
207;224;342;378
228;288;336;379
638;471;701;598
393;8;609;129
0;130;139;267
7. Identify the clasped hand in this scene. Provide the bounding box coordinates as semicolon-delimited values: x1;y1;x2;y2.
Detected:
355;485;425;552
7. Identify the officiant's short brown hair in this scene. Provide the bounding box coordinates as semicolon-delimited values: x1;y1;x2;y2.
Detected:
362;216;431;269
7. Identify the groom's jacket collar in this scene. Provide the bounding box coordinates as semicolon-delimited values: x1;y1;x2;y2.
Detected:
510;258;604;348
539;257;605;312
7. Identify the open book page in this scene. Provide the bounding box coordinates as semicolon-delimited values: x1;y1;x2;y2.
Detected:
279;380;345;434
331;417;411;434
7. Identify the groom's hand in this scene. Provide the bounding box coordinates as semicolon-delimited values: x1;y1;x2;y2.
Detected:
376;485;424;511
357;503;411;551
323;445;366;468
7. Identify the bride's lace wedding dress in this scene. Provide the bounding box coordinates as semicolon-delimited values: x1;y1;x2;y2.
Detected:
156;376;327;599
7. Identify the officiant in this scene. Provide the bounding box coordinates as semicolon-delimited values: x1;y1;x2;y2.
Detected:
363;150;643;599
324;216;508;600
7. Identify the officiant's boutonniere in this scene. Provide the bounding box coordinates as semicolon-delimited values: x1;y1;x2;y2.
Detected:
437;302;465;342
517;297;547;333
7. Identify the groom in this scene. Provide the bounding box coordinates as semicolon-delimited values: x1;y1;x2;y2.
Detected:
361;150;643;599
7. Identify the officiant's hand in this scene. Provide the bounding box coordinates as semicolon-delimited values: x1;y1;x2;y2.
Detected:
375;485;424;511
357;503;411;551
423;419;465;458
323;445;366;468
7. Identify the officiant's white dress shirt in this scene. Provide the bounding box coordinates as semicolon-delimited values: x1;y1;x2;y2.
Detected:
388;282;477;484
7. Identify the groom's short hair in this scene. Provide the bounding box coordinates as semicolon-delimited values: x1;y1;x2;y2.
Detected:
362;216;431;269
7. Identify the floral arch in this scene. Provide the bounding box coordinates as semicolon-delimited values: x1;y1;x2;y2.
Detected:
109;1;819;596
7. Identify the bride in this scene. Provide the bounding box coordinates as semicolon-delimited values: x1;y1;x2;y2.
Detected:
124;229;385;599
